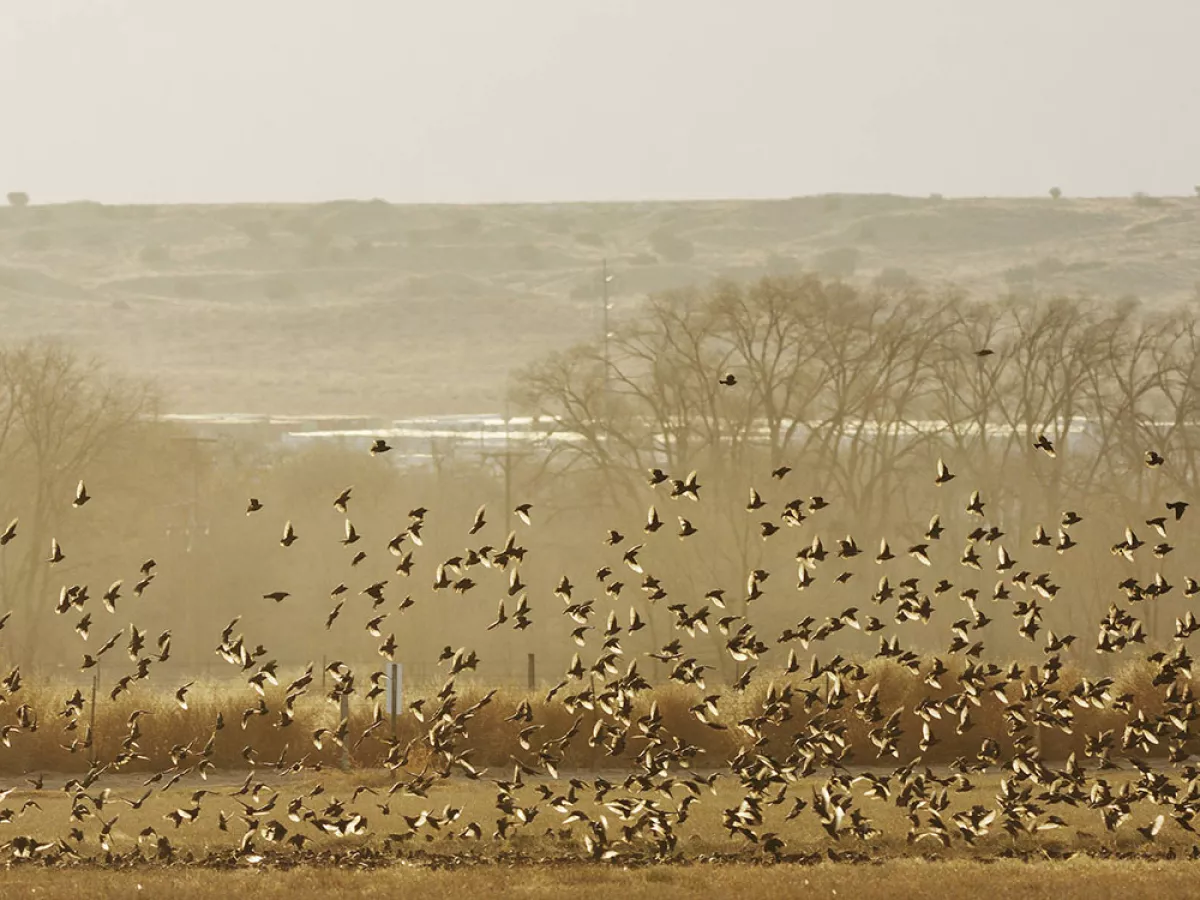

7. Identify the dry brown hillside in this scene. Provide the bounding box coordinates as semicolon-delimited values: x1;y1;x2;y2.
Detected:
1;193;1198;416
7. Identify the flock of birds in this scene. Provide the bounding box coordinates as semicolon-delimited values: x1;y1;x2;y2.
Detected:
3;419;1200;866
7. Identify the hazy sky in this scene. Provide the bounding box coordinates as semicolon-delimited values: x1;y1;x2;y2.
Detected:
3;1;1198;204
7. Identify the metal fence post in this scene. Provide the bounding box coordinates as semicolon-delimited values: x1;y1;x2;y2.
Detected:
339;693;350;771
88;667;99;766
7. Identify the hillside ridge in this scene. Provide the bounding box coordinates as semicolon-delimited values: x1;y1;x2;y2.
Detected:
1;194;1197;416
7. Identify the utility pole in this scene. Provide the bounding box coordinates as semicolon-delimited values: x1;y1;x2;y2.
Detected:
503;402;513;534
170;435;217;670
170;436;218;552
602;257;610;383
601;258;614;401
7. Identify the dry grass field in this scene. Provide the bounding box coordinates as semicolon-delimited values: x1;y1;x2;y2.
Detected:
1;194;1198;416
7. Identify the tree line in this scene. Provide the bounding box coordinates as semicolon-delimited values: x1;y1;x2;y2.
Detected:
4;273;1200;679
514;275;1200;663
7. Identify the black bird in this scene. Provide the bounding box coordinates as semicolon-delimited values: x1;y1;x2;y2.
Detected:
370;438;392;455
1033;434;1055;457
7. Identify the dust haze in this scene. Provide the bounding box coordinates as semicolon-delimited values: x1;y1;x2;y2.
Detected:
1;1;1200;881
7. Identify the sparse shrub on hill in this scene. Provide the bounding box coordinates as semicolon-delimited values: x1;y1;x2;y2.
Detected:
543;211;573;234
649;229;695;264
569;278;596;300
303;229;333;263
6;191;29;208
874;266;913;289
1003;264;1035;288
238;219;271;245
1034;256;1065;277
139;243;170;267
264;275;299;301
1049;186;1062;200
452;214;482;238
514;243;545;269
815;246;860;278
18;230;50;251
765;252;802;276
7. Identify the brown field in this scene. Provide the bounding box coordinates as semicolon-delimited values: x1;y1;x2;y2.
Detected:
1;194;1198;416
2;860;1198;900
0;765;1191;866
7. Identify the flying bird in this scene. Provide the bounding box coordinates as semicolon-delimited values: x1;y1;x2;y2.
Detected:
1033;434;1055;457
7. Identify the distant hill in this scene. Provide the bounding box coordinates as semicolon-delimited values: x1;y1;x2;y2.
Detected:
1;194;1197;417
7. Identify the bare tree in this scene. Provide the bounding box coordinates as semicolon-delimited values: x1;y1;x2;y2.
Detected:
0;342;158;662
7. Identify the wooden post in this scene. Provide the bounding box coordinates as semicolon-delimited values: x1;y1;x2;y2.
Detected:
387;662;402;739
339;693;350;771
88;667;99;766
527;653;536;691
1028;664;1043;758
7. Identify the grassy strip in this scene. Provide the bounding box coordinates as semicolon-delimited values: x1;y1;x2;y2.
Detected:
0;657;1170;774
